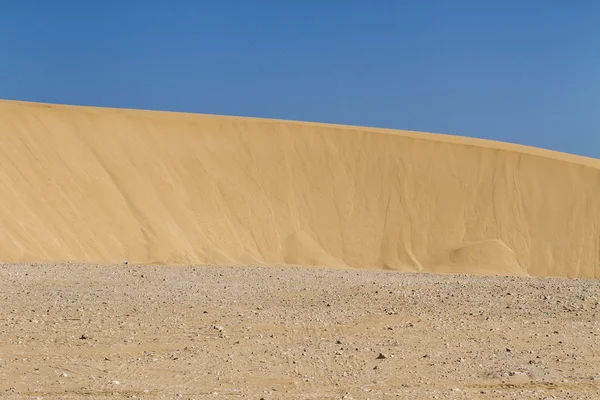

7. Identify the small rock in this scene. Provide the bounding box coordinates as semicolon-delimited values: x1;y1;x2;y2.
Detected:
376;353;387;359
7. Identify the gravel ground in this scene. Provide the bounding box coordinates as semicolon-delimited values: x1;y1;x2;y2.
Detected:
0;263;598;399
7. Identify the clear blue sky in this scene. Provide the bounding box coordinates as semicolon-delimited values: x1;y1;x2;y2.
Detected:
1;1;599;157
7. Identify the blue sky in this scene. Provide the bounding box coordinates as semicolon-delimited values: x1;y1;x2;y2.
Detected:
1;1;599;157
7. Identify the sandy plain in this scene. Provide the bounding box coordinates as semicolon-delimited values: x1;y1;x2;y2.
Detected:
0;263;598;399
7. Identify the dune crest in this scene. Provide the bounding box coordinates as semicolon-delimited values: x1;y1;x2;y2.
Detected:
0;100;598;278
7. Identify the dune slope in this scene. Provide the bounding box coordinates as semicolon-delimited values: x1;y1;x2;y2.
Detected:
0;100;598;278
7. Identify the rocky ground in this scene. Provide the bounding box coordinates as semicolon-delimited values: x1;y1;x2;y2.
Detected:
0;263;598;399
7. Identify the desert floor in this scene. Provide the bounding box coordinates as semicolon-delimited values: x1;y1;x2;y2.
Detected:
0;263;598;399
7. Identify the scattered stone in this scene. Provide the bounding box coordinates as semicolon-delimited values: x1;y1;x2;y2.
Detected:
1;263;597;398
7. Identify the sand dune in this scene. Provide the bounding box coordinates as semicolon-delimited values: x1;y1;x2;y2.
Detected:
0;99;598;278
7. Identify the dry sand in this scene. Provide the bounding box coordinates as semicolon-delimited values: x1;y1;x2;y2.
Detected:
1;99;599;278
0;263;598;399
1;100;600;399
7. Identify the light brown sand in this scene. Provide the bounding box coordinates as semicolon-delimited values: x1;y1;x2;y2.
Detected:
0;99;599;277
0;263;598;399
1;101;599;398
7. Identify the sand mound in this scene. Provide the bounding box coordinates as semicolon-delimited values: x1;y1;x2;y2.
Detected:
283;231;347;269
0;99;598;278
432;239;528;277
